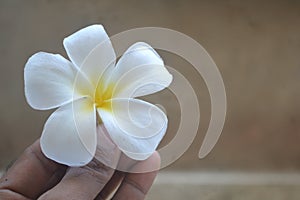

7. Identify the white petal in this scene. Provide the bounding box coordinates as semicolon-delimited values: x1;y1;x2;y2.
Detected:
108;42;172;98
63;24;116;86
97;98;168;160
40;98;97;167
24;52;90;110
80;37;116;87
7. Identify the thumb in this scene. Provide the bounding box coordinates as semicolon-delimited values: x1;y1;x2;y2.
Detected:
39;125;121;200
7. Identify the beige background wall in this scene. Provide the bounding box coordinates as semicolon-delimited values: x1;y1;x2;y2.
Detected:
1;0;300;171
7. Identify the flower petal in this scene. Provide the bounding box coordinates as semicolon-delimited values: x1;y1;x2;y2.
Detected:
40;98;97;167
97;98;168;160
63;24;116;86
108;42;172;98
24;52;90;110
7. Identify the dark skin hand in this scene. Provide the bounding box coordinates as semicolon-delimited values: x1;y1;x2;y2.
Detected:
0;139;160;200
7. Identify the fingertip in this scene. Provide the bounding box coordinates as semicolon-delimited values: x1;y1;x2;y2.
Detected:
131;151;161;174
150;151;161;170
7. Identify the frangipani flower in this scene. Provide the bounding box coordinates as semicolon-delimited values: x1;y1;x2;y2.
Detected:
24;24;172;167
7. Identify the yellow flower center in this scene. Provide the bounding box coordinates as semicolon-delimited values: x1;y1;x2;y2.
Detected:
94;82;114;110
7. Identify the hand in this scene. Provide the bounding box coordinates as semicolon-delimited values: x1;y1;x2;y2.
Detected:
0;135;160;199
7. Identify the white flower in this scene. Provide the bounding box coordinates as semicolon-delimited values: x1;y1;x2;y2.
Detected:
24;24;172;167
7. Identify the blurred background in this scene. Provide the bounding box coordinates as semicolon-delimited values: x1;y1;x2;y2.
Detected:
1;0;300;199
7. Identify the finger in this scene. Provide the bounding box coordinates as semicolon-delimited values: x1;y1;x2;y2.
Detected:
0;189;31;200
42;166;67;193
39;159;116;200
95;149;160;200
95;171;125;200
0;139;66;199
112;152;160;200
95;149;159;200
39;126;121;200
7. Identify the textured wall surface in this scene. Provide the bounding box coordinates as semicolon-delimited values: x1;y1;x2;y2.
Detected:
1;0;300;171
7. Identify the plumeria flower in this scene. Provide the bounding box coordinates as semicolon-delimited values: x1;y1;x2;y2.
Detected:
24;24;172;167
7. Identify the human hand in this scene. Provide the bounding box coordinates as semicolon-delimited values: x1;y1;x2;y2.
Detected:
0;127;160;200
